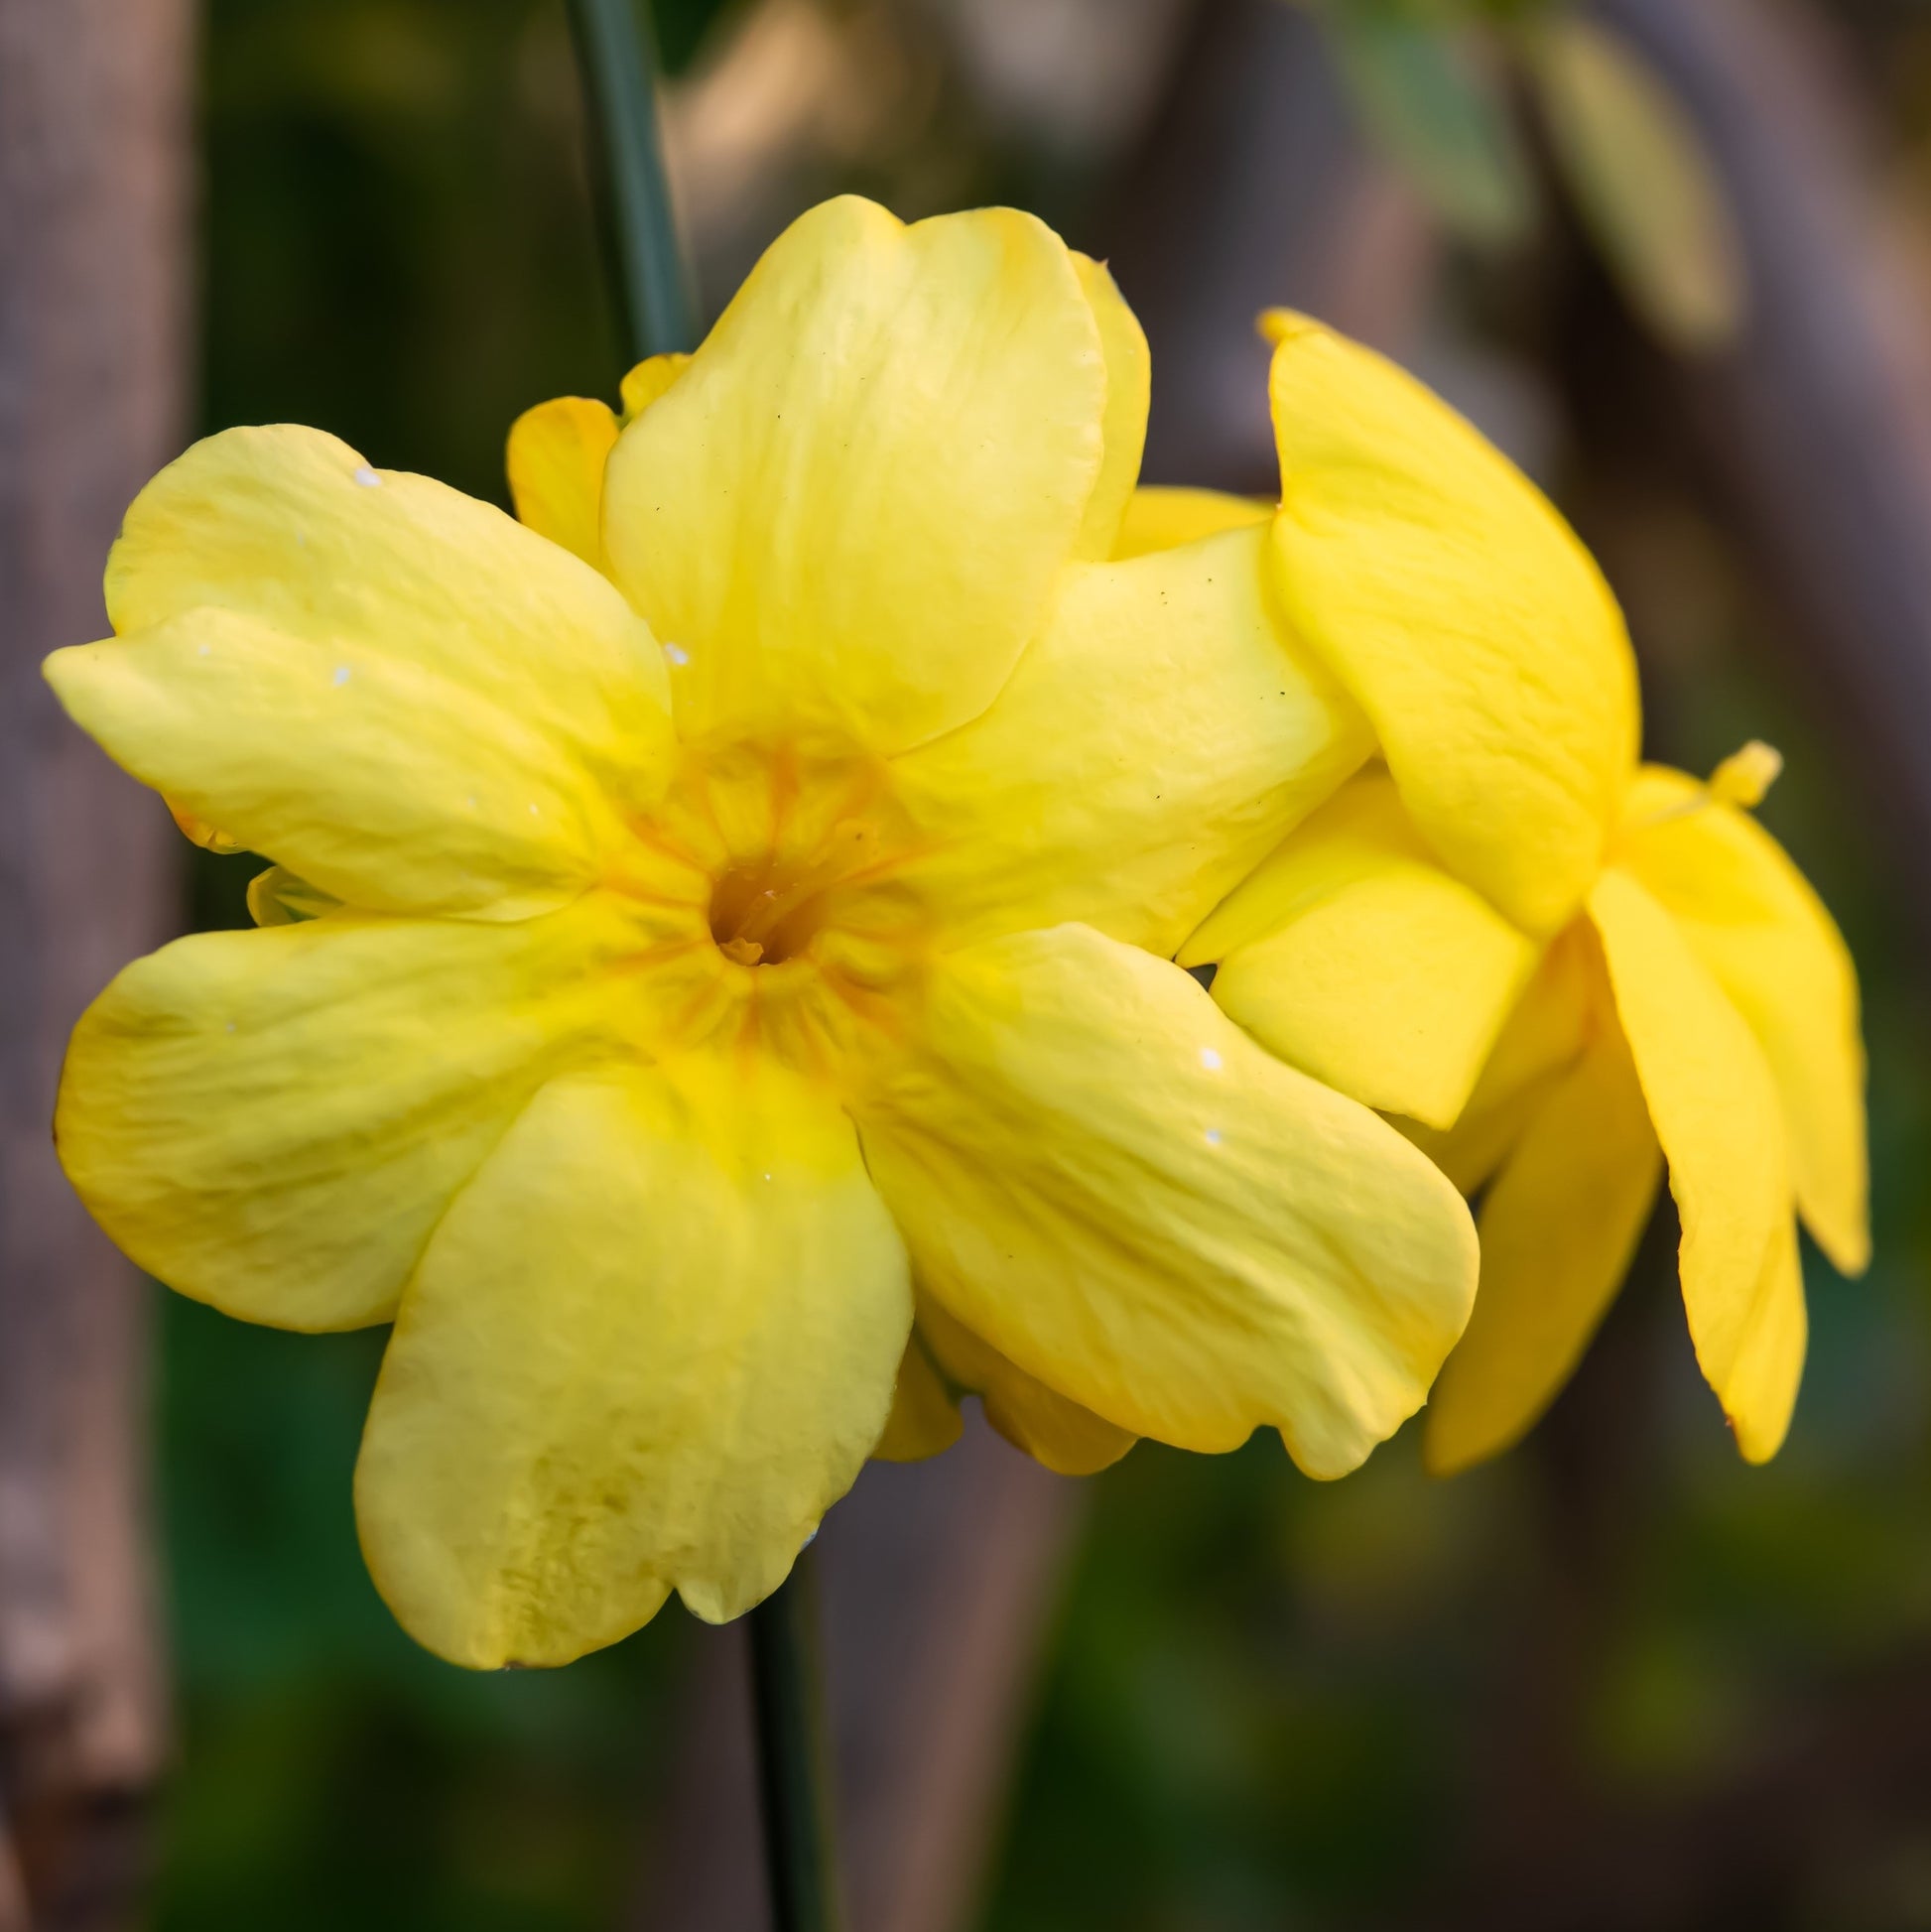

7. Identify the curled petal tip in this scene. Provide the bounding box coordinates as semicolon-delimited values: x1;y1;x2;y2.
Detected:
1708;739;1782;811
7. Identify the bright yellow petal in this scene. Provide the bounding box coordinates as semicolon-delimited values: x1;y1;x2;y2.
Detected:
872;1332;964;1464
1402;921;1595;1193
47;607;615;920
1264;311;1638;934
1183;769;1539;1129
55;896;645;1332
504;357;688;567
506;395;618;567
883;522;1371;956
1589;866;1803;1459
1112;487;1270;561
1424;1011;1662;1475
1618;766;1867;1276
618;351;689;422
1070;253;1150;562
355;1060;912;1668
102;423;674;807
918;1296;1135;1477
601;195;1106;753
851;925;1478;1477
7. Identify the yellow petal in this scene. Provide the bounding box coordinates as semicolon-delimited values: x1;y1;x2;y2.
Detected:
618;352;690;422
506;395;618;568
1070;253;1150;561
355;1061;912;1668
55;896;644;1332
1589;866;1803;1459
1402;921;1595;1194
1424;1007;1662;1475
851;924;1478;1477
1618;765;1867;1276
48;608;615;920
245;864;340;927
102;423;673;807
872;1333;964;1464
504;357;688;568
1263;312;1638;933
918;1296;1135;1477
168;801;246;853
1112;487;1270;561
885;522;1371;957
1183;769;1539;1129
602;196;1106;753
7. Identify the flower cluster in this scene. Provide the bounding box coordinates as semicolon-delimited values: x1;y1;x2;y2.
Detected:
45;197;1866;1669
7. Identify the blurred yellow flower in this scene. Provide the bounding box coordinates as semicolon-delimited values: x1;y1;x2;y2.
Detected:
46;197;1480;1667
1175;320;1867;1475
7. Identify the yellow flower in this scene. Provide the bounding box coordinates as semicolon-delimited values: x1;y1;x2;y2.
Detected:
45;197;1480;1667
1174;319;1868;1476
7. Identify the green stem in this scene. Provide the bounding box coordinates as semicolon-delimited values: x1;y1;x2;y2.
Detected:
565;0;700;362
564;9;837;1922
747;1550;845;1932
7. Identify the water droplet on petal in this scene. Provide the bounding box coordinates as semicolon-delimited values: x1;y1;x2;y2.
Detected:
662;641;690;667
332;665;351;686
1204;1127;1223;1147
352;464;381;488
1199;1046;1223;1072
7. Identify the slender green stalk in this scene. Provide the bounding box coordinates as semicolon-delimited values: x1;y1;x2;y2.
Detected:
566;12;838;1926
747;1550;846;1932
565;0;700;361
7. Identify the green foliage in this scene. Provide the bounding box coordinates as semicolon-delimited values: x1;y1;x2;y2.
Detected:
1305;0;1746;353
1321;5;1537;245
1527;15;1745;351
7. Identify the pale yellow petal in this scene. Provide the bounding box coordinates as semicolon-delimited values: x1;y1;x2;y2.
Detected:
883;522;1371;956
851;925;1478;1477
1424;1013;1662;1475
872;1333;964;1464
1070;253;1150;561
1589;866;1803;1459
355;1061;912;1668
1618;766;1867;1276
55;896;645;1332
47;607;614;920
1183;769;1539;1129
918;1296;1135;1477
1264;311;1638;934
506;395;618;567
103;423;673;807
602;195;1106;753
1112;487;1270;561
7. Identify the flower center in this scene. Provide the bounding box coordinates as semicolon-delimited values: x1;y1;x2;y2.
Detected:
707;855;839;967
654;740;916;975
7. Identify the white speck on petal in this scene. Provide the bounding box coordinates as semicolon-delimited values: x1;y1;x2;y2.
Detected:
662;641;690;667
762;1172;772;1182
196;643;210;658
528;802;539;816
225;1021;237;1034
352;464;381;488
465;794;478;810
1205;1127;1223;1146
1199;1046;1223;1072
332;664;351;686
802;1527;819;1548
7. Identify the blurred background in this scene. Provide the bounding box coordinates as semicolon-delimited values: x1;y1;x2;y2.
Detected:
8;0;1931;1927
